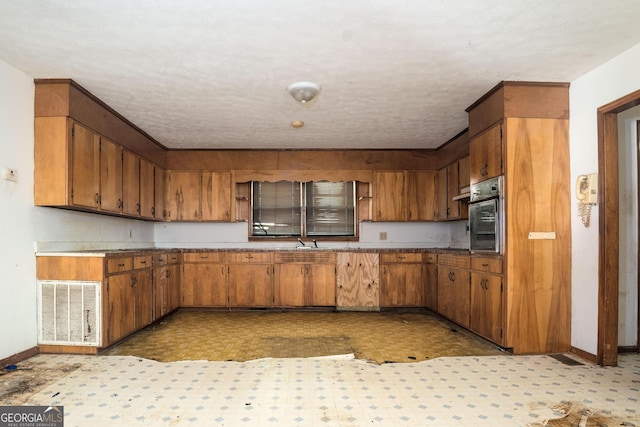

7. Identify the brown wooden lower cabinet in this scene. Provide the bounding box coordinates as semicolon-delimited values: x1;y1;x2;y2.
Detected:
153;252;181;319
336;252;380;310
469;272;502;343
436;253;471;328
423;252;438;311
227;252;274;307
380;252;423;307
274;252;337;307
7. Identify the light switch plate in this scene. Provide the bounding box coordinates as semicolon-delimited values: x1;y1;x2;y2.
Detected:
3;167;18;182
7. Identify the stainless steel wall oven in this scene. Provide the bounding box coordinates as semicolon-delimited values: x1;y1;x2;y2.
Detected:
469;176;503;253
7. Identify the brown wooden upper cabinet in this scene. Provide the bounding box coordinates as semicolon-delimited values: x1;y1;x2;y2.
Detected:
375;170;438;221
139;157;156;220
469;123;502;185
99;137;124;214
122;149;141;217
166;171;232;222
435;158;468;221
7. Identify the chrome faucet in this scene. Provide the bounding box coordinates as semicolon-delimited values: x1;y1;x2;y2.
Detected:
297;238;306;248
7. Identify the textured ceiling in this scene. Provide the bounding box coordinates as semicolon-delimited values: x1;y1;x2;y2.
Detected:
1;1;640;150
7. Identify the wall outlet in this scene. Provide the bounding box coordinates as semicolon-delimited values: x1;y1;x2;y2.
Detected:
379;231;387;240
3;167;18;182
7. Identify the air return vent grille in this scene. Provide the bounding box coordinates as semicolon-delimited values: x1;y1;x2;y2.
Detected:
38;280;101;346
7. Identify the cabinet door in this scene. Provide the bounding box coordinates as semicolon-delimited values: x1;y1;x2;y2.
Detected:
424;263;438;311
228;264;273;307
167;264;180;312
107;273;136;343
407;171;436;221
437;266;469;326
435;168;448;220
275;264;305;306
182;263;227;306
70;122;101;209
133;270;152;329
381;263;423;306
167;171;201;221
470;123;502;185
122;150;141;216
336;252;380;309
374;171;406;221
153;267;168;319
201;171;231;221
458;156;470;192
154;166;166;220
99;137;123;213
306;263;336;306
446;161;461;219
139;158;155;219
470;272;503;343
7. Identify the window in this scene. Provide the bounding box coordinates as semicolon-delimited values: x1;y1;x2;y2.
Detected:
251;181;355;237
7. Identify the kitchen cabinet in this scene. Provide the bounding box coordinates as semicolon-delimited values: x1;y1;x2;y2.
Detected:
122;149;141;216
201;171;232;221
106;255;152;344
166;171;232;222
423;252;438;311
34;116;164;220
227;252;274;307
466;81;571;354
469;123;502;185
374;171;406;221
139;157;156;219
336;252;380;310
406;171;437;221
274;252;337;307
436;160;468;221
99;137;124;214
469;256;503;344
380;252;423;307
153;165;167;221
154;166;167;220
181;252;227;307
153;252;181;319
166;170;201;220
437;253;470;328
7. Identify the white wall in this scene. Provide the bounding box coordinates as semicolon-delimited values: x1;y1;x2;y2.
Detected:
570;42;640;354
617;106;639;347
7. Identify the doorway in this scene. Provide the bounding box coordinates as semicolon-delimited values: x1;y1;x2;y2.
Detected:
597;89;640;366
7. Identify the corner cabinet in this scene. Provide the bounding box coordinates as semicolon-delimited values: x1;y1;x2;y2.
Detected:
466;81;571;354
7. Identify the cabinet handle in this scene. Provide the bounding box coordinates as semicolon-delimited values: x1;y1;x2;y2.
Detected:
451;271;455;281
482;263;489;267
95;193;100;203
140;260;146;265
397;255;405;260
118;263;125;267
136;203;141;213
300;266;305;275
130;277;138;287
166;269;171;278
118;199;123;209
151;207;156;215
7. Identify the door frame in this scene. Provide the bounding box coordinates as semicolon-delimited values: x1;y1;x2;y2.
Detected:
597;88;640;366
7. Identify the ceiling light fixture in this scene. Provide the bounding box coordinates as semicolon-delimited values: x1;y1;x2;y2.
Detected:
291;120;304;128
287;81;321;104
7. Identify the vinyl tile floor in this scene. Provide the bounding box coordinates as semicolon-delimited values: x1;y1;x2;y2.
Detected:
2;352;639;426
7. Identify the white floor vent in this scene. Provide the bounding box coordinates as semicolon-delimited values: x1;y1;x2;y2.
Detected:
38;280;101;346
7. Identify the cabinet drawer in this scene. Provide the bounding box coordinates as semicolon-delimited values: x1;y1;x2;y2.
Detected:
182;252;226;263
107;257;133;273
167;253;181;264
471;256;502;274
227;252;273;263
154;253;168;266
438;253;470;268
380;252;422;263
274;252;337;264
423;253;437;264
133;255;152;269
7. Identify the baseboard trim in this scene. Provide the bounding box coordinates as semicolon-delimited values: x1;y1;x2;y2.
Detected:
618;345;638;353
569;346;597;364
0;346;39;368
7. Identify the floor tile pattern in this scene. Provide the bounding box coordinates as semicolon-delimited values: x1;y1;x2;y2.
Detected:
103;310;504;363
3;352;639;426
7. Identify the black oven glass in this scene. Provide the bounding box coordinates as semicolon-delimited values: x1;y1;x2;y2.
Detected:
469;198;499;252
